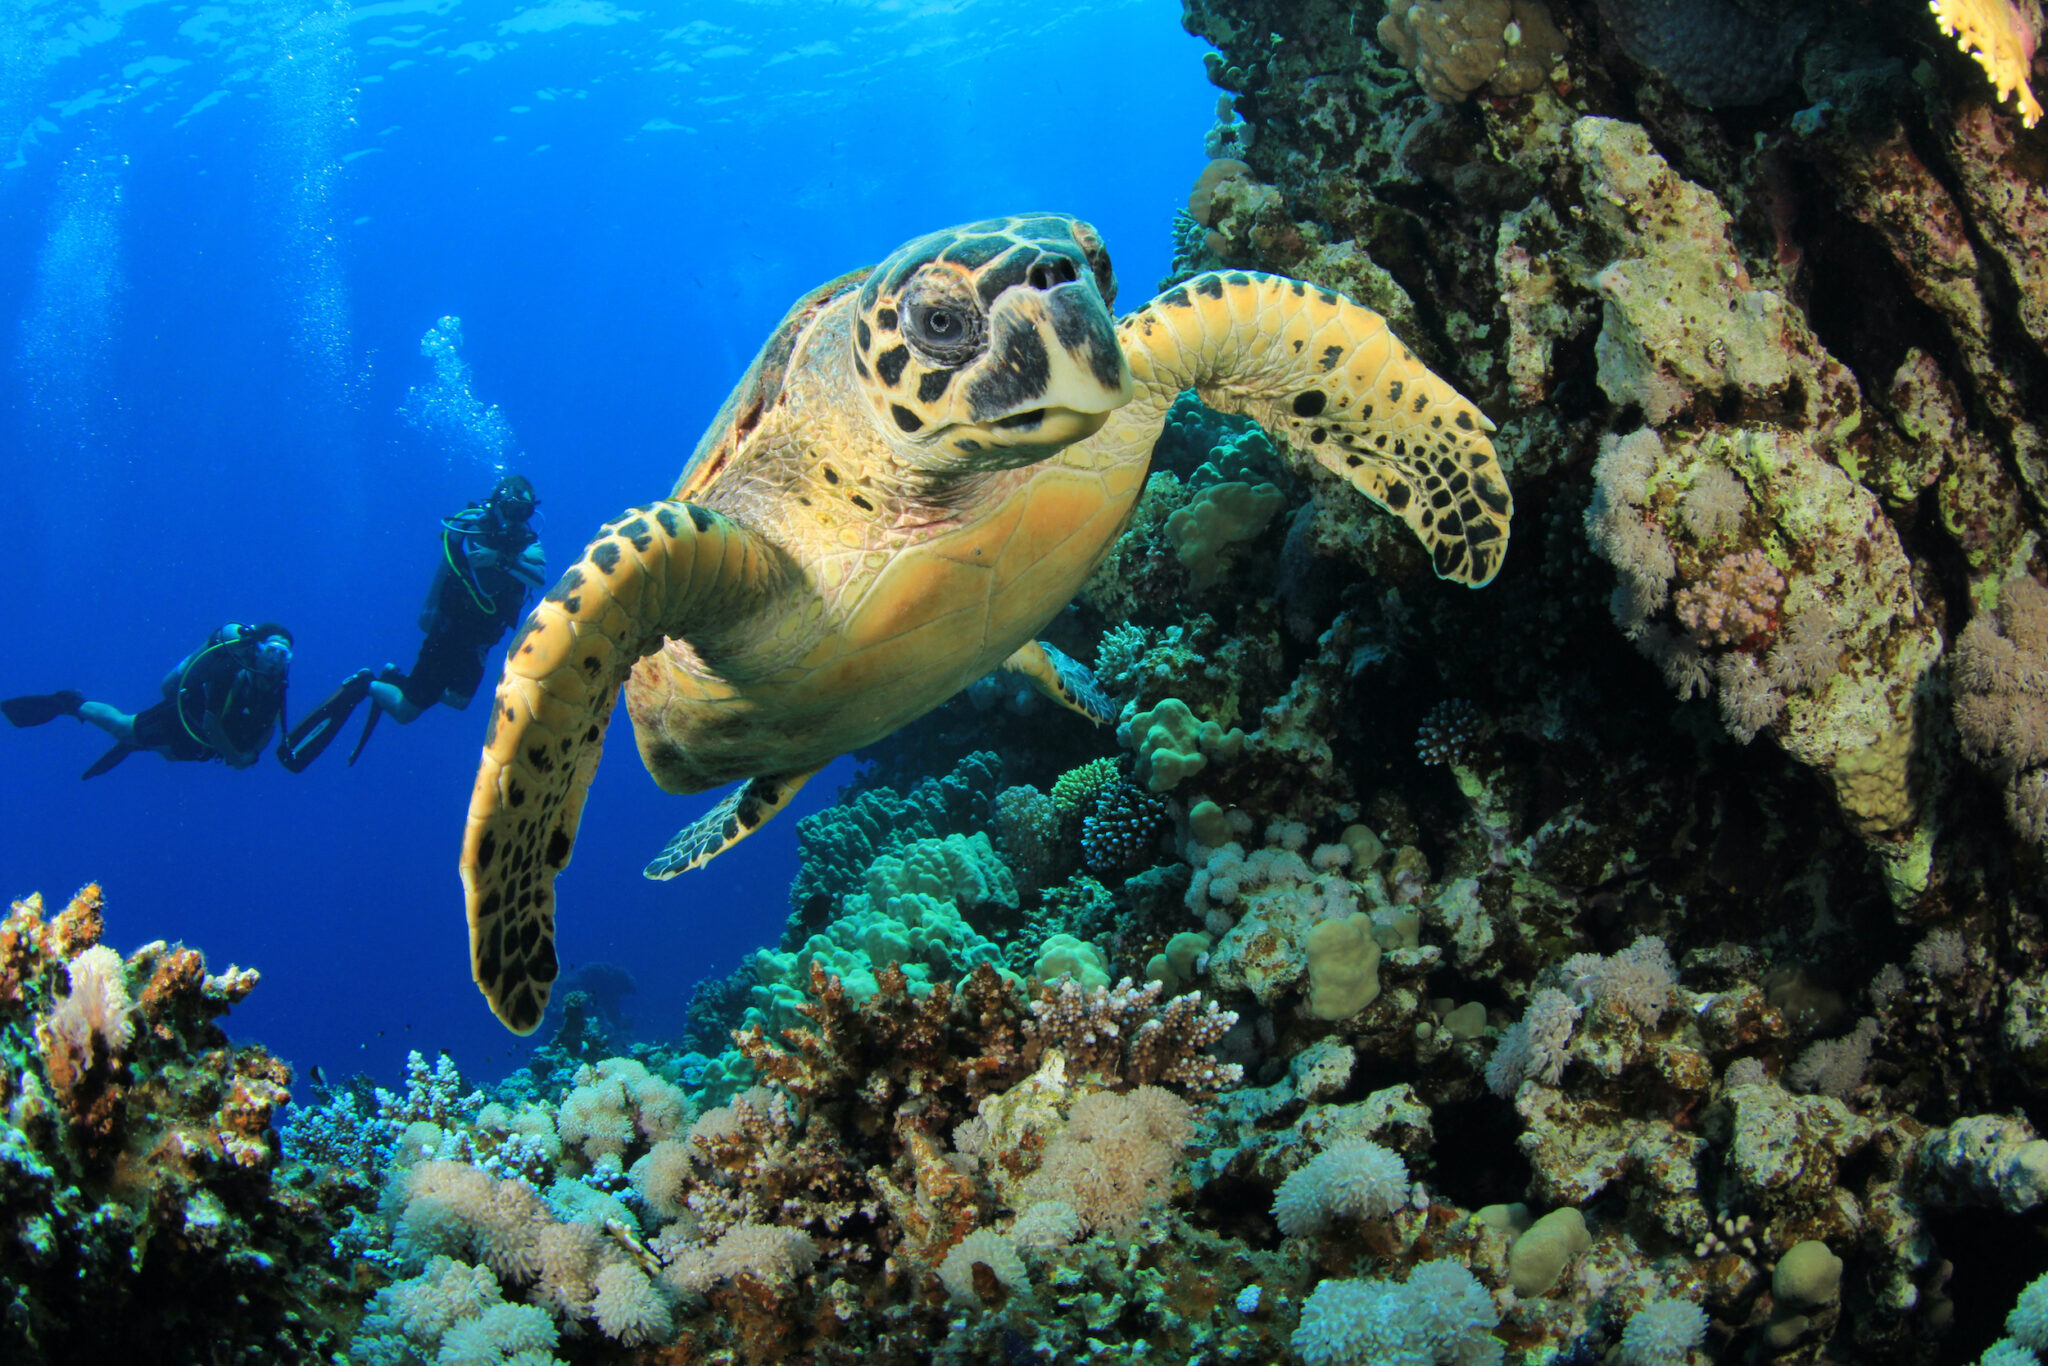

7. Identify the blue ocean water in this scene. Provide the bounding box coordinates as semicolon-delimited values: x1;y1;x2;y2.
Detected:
0;0;1212;1086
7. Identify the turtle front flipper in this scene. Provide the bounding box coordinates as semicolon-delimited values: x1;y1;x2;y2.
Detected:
643;768;819;880
1000;640;1115;723
1115;272;1511;586
461;499;782;1034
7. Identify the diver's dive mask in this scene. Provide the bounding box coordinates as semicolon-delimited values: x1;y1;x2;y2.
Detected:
488;474;538;531
253;636;293;676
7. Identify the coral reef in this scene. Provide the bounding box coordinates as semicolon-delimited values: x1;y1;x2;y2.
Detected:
1;884;357;1364
23;1;2048;1360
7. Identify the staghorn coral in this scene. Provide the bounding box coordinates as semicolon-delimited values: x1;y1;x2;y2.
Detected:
1025;975;1243;1097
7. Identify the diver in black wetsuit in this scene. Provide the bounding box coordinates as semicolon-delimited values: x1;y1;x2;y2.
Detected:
279;474;545;771
3;622;295;777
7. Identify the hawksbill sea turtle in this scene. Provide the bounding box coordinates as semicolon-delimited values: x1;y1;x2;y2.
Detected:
461;213;1512;1033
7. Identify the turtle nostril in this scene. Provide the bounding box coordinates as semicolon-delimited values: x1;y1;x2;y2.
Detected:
1026;257;1080;291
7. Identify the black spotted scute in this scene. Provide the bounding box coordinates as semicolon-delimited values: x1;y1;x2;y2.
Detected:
465;503;661;1033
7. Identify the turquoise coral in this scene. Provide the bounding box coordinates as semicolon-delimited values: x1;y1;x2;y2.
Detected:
1118;696;1246;792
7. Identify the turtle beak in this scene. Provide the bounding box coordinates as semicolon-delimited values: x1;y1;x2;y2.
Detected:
966;280;1131;427
914;277;1128;475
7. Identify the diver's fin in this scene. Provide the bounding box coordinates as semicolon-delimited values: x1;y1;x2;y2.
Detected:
345;701;385;767
643;768;820;880
1000;641;1115;723
278;670;372;774
81;742;136;779
3;691;84;728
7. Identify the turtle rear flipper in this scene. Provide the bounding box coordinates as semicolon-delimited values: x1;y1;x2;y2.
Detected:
462;499;783;1034
1113;272;1511;586
643;768;819;880
1001;641;1114;723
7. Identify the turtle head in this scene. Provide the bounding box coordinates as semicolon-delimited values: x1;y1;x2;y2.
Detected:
851;214;1133;478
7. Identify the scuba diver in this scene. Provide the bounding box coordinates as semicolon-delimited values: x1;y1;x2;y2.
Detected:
3;622;295;777
279;474;545;772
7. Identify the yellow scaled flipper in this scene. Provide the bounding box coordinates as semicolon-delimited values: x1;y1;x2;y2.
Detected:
461;500;785;1033
1107;271;1511;586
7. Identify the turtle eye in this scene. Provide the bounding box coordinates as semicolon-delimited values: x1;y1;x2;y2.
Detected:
904;301;983;366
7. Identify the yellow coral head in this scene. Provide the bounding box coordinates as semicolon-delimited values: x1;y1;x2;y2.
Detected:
1930;0;2043;127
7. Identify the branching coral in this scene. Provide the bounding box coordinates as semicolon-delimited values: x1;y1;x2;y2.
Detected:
1675;549;1785;648
1080;778;1171;873
1025;976;1243;1097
